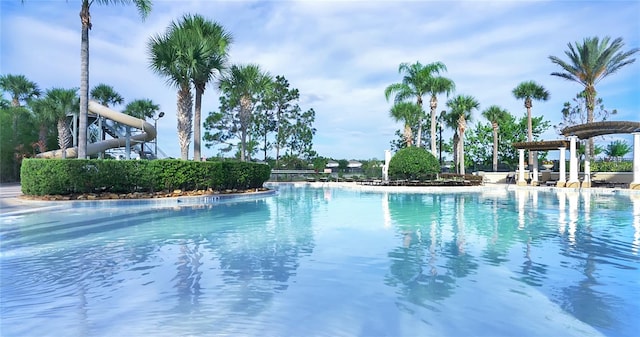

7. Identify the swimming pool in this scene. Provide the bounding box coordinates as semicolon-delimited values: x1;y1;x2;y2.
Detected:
1;185;638;336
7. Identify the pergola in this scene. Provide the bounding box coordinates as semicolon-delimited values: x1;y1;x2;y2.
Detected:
512;121;640;189
512;140;571;187
562;121;640;190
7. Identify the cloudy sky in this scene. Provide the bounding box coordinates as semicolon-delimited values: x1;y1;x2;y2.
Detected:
2;0;639;161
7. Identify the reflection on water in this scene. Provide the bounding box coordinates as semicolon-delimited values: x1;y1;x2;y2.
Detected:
1;187;638;336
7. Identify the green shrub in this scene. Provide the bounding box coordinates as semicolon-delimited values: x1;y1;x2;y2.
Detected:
388;147;440;180
20;158;271;196
591;160;632;172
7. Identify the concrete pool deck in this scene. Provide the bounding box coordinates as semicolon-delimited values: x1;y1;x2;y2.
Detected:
2;182;638;216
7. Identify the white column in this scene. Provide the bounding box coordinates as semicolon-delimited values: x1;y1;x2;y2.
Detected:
531;150;539;185
568;136;579;188
518;149;526;185
632;133;640;190
383;150;391;181
583;140;591;188
558;147;566;187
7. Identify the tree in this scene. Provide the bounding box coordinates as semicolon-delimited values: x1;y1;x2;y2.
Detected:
385;61;449;148
389;101;422;147
76;0;151;159
0;74;41;178
174;14;233;162
555;90;617;133
446;95;479;174
604;140;631;161
481;105;509;172
122;98;159;119
465;114;550;170
512;80;549;165
425;64;455;156
148;18;193;160
204;64;272;162
44;88;79;159
549;36;638;157
90;83;123;107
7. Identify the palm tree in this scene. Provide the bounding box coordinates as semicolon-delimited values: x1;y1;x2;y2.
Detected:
90;83;124;157
481;105;509;172
45;88;79;159
122;98;159;158
384;61;449;148
389;102;422;147
0;74;41;176
148;21;193;160
0;74;41;107
604;140;631;162
77;0;151;159
512;81;549;166
425;65;455;156
446;95;479;175
219;64;272;162
176;15;232;162
90;83;123;107
28;98;56;154
549;36;638;157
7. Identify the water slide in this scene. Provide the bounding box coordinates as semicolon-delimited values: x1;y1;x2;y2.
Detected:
36;101;156;159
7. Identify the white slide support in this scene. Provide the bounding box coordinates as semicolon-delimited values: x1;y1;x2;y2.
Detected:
36;101;157;159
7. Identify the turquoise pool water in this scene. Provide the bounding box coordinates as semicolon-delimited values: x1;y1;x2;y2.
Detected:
1;185;638;336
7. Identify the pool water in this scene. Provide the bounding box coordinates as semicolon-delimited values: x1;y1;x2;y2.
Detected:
1;185;638;336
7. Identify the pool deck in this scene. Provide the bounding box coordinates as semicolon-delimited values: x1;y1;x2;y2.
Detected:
2;182;638;216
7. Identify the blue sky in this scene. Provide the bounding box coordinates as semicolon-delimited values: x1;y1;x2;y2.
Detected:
2;0;639;160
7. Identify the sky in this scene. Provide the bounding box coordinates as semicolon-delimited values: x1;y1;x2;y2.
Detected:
1;0;639;161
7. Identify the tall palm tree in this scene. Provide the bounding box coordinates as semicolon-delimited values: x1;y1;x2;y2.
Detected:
45;88;79;159
512;80;549;165
549;36;638;157
446;95;479;175
175;14;232;162
425;65;455;156
389;102;422;147
481;105;509;172
385;61;448;148
77;0;151;159
219;64;272;162
148;22;194;160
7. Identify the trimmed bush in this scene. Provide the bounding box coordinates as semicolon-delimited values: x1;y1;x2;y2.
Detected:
388;147;440;180
20;158;271;196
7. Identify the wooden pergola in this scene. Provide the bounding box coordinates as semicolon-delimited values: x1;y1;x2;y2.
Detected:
561;121;640;190
511;121;640;189
512;140;571;187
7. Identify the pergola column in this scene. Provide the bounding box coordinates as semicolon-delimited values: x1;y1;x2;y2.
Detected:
531;150;539;186
518;149;527;186
631;132;640;190
557;146;566;187
582;140;591;188
567;136;580;188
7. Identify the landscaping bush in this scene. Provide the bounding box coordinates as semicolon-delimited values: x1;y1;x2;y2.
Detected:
388;147;440;180
591;160;632;172
20;158;271;196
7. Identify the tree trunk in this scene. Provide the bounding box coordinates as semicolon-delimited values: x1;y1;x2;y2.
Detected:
585;86;596;158
78;1;90;159
453;132;459;173
492;123;498;172
193;86;203;161
526;104;532;167
415;96;423;148
430;95;437;156
177;86;193;160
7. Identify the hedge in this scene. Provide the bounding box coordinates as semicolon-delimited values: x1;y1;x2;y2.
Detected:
20;158;271;196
